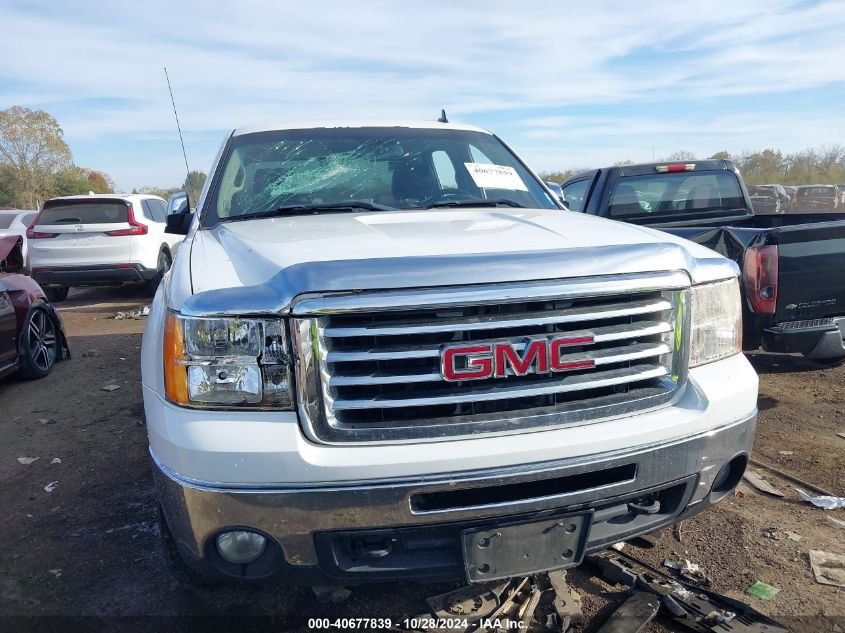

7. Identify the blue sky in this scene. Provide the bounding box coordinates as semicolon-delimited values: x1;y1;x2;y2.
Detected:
1;0;844;191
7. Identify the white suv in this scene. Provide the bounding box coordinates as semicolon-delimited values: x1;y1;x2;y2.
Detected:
28;194;183;301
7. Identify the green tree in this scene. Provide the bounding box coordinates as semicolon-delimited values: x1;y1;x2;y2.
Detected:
709;151;732;160
0;164;16;207
52;167;115;197
0;106;73;208
182;170;207;205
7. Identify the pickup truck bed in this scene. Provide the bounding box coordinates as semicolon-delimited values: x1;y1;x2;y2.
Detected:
561;161;845;361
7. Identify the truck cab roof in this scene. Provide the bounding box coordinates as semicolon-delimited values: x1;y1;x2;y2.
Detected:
568;159;735;182
233;120;492;137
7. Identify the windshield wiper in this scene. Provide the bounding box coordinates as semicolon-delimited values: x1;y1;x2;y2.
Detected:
423;198;526;209
225;201;394;222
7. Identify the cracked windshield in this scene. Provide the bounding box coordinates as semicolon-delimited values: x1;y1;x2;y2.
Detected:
212;128;557;220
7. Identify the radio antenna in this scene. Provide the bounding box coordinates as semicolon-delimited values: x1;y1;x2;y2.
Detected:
164;67;190;178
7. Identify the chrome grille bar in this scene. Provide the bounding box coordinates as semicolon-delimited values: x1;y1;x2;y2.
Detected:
322;298;672;337
332;365;669;410
328;342;672;387
325;321;673;363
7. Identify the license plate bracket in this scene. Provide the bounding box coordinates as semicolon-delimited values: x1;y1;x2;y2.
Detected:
462;512;593;582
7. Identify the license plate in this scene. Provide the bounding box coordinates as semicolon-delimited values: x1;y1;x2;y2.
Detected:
462;512;593;582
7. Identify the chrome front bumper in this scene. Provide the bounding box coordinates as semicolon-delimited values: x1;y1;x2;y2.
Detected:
153;412;756;583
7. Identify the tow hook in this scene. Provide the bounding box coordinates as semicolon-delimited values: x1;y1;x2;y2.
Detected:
628;499;661;515
350;537;396;559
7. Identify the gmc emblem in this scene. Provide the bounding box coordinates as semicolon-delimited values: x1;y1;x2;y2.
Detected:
440;335;595;382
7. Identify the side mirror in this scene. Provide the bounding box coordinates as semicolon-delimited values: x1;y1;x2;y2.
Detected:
560;199;571;210
166;211;193;235
167;192;191;216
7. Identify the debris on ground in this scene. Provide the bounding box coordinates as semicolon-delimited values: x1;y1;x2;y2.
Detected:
101;384;120;392
47;569;62;578
50;457;61;464
17;457;39;465
746;580;780;600
742;470;785;497
784;530;802;541
596;590;660;632
312;586;352;604
589;551;787;631
808;549;845;588
548;569;584;629
762;526;780;540
43;481;58;493
827;516;845;529
777;450;794;456
749;458;837;497
80;349;101;358
795;488;845;510
662;559;708;584
426;580;509;620
39;418;54;426
112;306;149;320
837;432;845;441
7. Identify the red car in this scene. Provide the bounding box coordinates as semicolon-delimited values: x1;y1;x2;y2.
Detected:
0;236;70;380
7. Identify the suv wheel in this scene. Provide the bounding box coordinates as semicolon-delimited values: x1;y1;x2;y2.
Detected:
44;286;69;302
19;307;58;379
147;251;172;296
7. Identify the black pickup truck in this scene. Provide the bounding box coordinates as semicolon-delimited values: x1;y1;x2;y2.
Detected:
560;161;845;363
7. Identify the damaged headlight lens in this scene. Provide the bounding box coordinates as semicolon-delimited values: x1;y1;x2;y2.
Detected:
164;312;292;409
689;277;742;368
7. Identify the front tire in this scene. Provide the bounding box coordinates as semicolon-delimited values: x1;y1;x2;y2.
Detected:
44;286;69;302
19;307;58;379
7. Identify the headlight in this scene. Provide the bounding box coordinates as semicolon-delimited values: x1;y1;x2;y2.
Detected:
163;312;293;409
689;277;742;367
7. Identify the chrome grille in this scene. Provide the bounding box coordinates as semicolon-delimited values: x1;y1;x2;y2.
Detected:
294;272;690;444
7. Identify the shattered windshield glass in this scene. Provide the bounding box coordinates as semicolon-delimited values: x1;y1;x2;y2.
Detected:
209;127;558;221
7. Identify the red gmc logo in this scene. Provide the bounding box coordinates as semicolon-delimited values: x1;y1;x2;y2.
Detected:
440;335;595;382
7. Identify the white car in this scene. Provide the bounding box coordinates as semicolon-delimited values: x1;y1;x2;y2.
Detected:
27;194;183;302
142;122;757;584
0;208;38;267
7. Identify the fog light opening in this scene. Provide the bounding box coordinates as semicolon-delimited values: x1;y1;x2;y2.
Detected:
216;530;267;565
711;454;748;497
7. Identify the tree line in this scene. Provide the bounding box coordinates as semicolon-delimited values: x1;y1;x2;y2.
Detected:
0;105;205;210
540;146;845;187
0;106;117;209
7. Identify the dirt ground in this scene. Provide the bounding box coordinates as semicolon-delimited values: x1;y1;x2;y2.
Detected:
1;286;844;632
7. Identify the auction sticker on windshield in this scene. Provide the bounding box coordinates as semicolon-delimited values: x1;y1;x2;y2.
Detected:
465;163;529;191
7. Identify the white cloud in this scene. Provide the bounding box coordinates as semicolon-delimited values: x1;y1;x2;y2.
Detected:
1;0;843;188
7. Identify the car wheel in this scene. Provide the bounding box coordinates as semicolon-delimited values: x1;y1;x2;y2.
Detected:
44;286;69;302
19;307;58;379
147;251;172;296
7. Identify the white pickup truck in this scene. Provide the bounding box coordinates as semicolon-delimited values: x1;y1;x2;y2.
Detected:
141;122;758;584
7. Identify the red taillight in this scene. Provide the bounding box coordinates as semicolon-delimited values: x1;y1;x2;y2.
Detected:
106;204;147;236
26;229;59;239
743;245;778;314
656;164;696;173
25;210;58;239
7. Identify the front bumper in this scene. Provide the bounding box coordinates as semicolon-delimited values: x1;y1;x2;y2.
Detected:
154;412;756;584
32;263;156;286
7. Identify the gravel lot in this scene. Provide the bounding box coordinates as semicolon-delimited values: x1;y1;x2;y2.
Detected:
1;286;844;632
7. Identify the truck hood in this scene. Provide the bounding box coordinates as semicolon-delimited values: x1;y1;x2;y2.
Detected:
182;208;737;316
